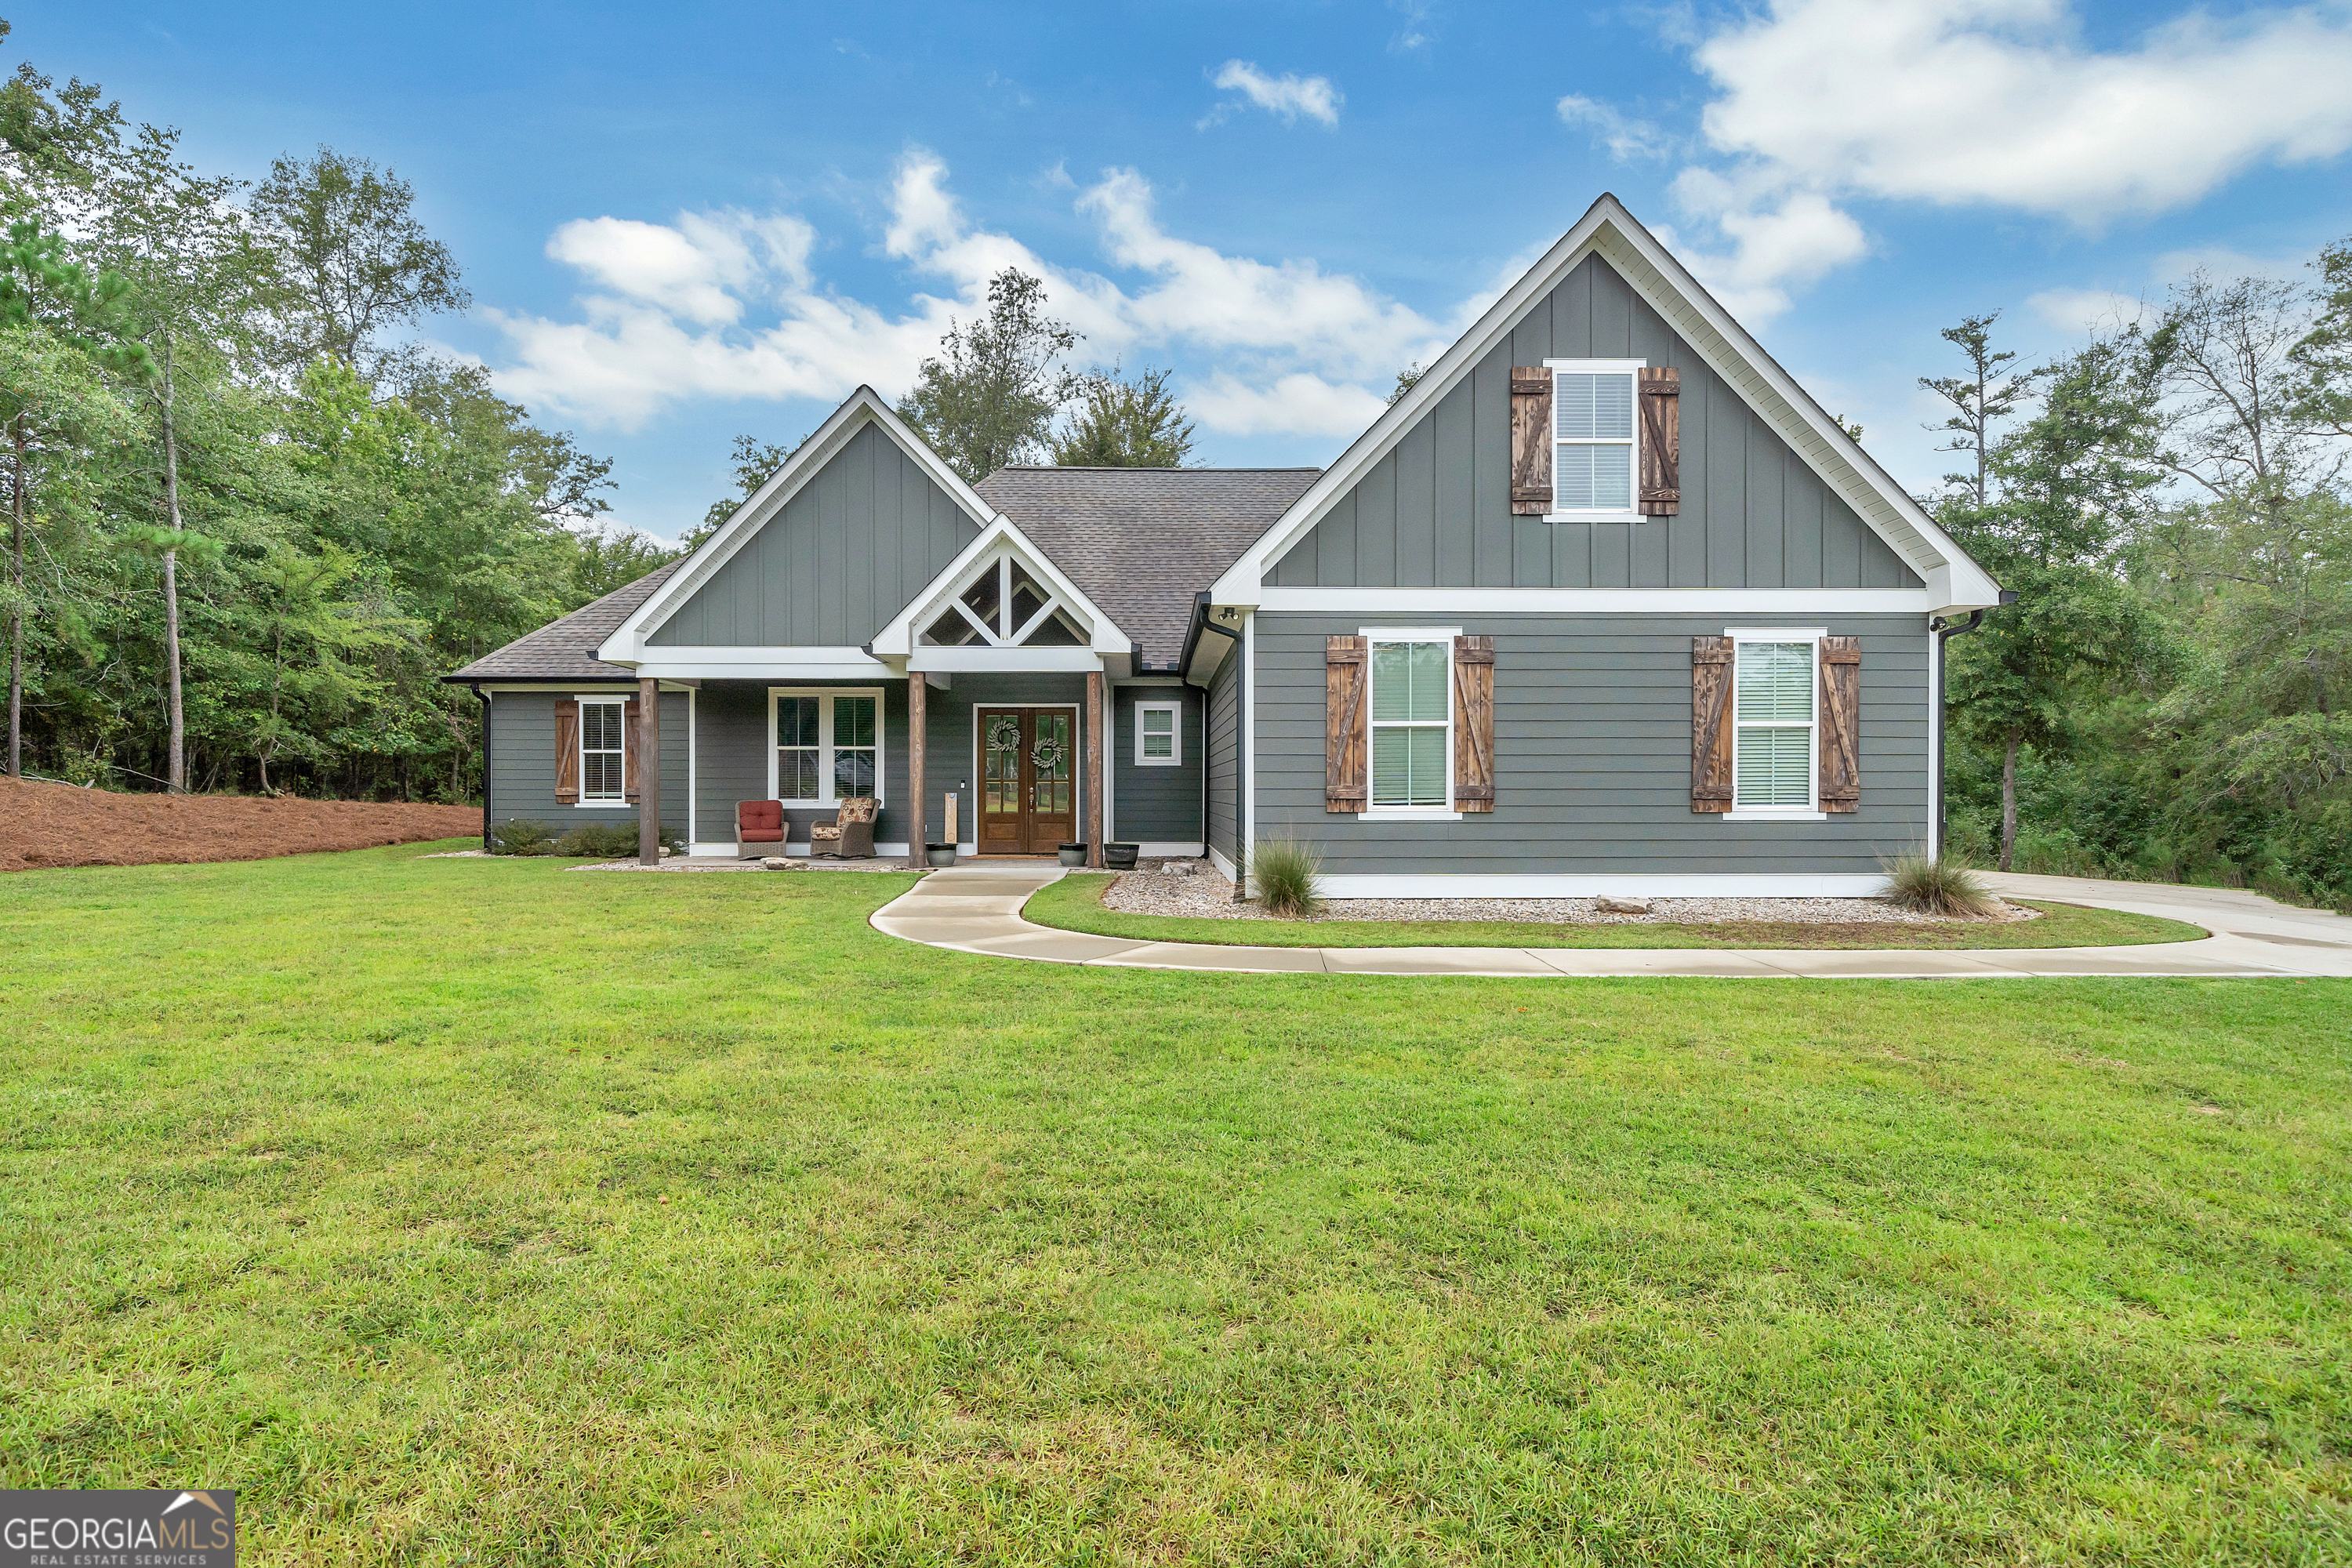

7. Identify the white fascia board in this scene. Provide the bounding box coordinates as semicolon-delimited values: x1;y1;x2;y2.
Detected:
870;514;1133;658
1312;872;1889;898
630;647;895;681
1185;627;1237;685
480;682;639;693
906;646;1106;673
1207;194;2002;617
597;387;998;664
1254;588;1932;615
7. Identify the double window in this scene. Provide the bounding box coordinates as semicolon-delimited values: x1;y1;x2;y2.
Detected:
579;696;626;802
1368;635;1453;811
770;688;882;804
1134;700;1180;766
1545;359;1642;521
1731;635;1819;813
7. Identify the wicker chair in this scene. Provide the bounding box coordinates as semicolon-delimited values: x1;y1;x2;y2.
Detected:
735;800;789;858
809;796;877;858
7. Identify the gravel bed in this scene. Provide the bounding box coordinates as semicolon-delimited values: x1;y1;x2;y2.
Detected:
573;855;919;873
1099;859;2031;925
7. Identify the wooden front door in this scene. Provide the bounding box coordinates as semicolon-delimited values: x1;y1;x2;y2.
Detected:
978;707;1077;855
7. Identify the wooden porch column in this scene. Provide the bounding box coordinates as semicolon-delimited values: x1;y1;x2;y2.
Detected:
637;677;660;866
1085;668;1104;868
906;672;928;870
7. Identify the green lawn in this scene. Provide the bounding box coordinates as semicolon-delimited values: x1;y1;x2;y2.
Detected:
1028;872;2205;949
2;843;2347;1564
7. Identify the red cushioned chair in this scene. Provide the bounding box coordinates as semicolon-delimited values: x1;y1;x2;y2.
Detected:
735;800;788;859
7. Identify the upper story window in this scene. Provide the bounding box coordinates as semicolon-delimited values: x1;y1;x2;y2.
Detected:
1545;359;1642;520
579;696;626;802
1134;700;1179;766
1369;637;1451;809
771;688;883;805
1733;637;1817;811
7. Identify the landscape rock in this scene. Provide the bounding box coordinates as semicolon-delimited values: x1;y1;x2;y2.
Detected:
760;856;793;870
1595;896;1653;915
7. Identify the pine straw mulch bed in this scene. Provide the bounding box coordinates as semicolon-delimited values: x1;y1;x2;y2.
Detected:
1;776;481;872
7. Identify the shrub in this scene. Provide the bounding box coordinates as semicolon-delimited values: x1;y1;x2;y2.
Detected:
554;822;641;858
1250;838;1323;920
488;818;554;856
1880;849;2001;918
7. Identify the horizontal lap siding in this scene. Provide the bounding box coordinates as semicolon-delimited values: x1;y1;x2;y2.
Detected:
692;679;913;846
1250;612;1929;875
1267;252;1918;592
486;689;688;833
1206;652;1240;863
649;423;980;646
1112;685;1202;844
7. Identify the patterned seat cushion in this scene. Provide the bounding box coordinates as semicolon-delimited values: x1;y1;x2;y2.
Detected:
838;797;878;824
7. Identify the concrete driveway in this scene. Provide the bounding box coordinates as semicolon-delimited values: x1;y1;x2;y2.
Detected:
868;863;2352;978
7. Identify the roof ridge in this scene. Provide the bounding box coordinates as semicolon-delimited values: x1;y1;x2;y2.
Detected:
984;465;1325;474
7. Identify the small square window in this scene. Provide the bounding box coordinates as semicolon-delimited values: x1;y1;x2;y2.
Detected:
1135;701;1180;766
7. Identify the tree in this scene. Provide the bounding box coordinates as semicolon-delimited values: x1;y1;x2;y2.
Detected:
1051;366;1195;467
1945;335;2171;868
687;432;800;549
2289;234;2352;447
1918;312;2028;510
1388;363;1424;405
2154;267;2329;502
897;268;1077;483
572;525;680;600
250;147;468;376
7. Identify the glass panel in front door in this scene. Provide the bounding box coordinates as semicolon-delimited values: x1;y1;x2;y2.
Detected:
1030;713;1072;818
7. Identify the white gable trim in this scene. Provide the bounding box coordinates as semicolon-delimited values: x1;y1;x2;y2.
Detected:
1208;194;2002;616
869;514;1132;659
597;387;999;666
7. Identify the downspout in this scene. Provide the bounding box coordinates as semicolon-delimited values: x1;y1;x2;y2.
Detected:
474;684;491;850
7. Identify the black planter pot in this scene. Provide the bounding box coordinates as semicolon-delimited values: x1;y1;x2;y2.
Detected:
1103;842;1139;870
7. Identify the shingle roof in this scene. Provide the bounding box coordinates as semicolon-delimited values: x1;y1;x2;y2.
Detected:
446;560;685;682
974;466;1320;669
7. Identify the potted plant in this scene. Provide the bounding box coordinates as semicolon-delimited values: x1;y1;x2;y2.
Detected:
1058;842;1088;867
925;842;957;868
1103;842;1138;870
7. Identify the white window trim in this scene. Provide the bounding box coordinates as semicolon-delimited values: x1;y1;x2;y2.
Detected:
1133;699;1181;767
1359;625;1462;819
1541;358;1646;524
1722;627;1824;820
575;694;628;806
766;687;885;808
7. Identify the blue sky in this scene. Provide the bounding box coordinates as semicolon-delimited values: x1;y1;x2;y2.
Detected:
24;1;2352;542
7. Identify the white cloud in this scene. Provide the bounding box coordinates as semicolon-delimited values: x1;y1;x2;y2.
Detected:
1556;94;1674;161
2026;285;2151;334
1207;60;1343;126
1184;372;1391;437
488;151;1458;435
1584;0;2352;318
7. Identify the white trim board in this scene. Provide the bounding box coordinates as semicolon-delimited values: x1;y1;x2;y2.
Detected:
598;387;1000;666
1311;873;1889;898
689;842;915;859
1207;194;2002;618
1207;844;1240;884
871;514;1133;662
1253;589;1931;615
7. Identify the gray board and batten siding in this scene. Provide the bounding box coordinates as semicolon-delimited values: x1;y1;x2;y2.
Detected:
1251;612;1931;877
648;422;982;648
486;688;690;834
1269;252;1922;593
1111;685;1204;846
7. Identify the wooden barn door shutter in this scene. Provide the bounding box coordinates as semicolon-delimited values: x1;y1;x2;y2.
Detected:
1690;637;1733;811
1325;636;1368;811
622;695;643;804
1639;368;1681;516
1510;368;1552;516
1818;636;1860;811
1452;636;1494;812
554;699;580;804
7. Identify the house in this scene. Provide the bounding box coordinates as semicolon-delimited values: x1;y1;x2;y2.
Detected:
448;194;2002;895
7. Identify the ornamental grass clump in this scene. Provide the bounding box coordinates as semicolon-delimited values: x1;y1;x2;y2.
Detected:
1250;838;1323;920
1881;849;2001;919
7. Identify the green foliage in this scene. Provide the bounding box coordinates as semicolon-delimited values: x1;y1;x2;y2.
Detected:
490;819;683;858
687;430;800;549
1249;837;1323;918
896;267;1077;483
1878;850;2000;919
1051;365;1195;467
249;147;469;377
486;817;554;855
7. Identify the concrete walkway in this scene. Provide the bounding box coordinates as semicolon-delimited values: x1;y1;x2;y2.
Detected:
868;862;2352;978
